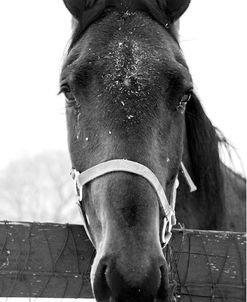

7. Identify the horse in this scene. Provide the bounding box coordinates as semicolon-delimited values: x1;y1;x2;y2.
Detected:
60;0;246;301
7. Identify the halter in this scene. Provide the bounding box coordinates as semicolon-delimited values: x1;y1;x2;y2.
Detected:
71;159;196;247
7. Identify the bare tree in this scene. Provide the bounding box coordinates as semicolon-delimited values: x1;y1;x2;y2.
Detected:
0;151;82;224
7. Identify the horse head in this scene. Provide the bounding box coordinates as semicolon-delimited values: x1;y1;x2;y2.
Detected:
61;0;192;301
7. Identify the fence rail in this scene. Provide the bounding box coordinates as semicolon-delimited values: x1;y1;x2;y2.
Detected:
0;222;245;301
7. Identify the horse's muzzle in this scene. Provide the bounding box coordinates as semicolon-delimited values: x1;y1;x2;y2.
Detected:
91;253;169;302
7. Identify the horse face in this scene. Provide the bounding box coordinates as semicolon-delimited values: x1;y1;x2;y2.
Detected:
61;2;192;301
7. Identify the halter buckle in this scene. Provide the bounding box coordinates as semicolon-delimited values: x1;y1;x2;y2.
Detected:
162;213;176;246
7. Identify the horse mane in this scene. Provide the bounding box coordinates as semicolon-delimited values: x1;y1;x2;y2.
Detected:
185;93;226;229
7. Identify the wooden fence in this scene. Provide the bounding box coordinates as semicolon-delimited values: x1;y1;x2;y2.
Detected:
0;222;245;301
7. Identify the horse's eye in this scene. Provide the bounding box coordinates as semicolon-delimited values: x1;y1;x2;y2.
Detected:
60;84;76;106
176;91;192;113
181;92;192;104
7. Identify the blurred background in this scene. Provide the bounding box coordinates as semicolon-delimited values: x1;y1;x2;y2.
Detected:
0;0;246;223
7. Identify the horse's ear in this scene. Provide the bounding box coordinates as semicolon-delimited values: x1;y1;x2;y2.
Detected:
63;0;105;29
63;0;85;20
63;0;102;20
164;0;191;22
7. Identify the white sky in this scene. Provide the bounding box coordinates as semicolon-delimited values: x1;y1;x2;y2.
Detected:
0;1;246;174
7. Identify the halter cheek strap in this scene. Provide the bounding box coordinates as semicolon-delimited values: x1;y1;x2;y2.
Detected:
71;159;196;246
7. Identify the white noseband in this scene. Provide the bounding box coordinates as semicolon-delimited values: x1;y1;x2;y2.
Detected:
71;159;196;247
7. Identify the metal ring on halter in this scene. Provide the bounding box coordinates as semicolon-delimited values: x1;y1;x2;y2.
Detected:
161;177;179;245
71;169;83;200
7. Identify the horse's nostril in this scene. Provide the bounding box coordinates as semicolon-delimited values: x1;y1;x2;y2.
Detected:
103;261;168;302
157;265;169;300
93;263;111;302
92;253;169;301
